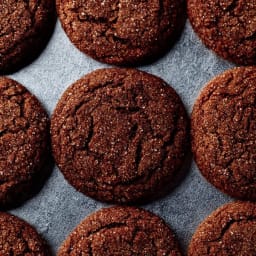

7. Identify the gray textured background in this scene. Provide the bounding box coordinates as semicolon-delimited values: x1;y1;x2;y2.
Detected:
9;19;236;254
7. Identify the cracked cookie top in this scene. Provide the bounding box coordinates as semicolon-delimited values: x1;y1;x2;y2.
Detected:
0;0;55;73
56;0;186;65
0;77;49;208
58;206;182;256
51;68;189;204
187;0;256;65
188;201;256;256
191;66;256;200
0;212;50;255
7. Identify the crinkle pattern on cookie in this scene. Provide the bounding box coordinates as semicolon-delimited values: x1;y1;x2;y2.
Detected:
0;77;50;208
0;212;50;255
191;67;256;200
51;68;189;204
0;0;55;73
56;0;186;65
189;201;256;255
188;0;256;65
58;206;182;256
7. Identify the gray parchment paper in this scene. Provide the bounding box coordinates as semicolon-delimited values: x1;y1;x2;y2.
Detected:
9;19;236;254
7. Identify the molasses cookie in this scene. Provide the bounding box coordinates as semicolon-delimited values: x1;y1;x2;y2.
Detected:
58;206;182;256
191;66;256;200
188;201;256;256
0;77;50;208
0;212;50;255
187;0;256;65
51;68;189;204
0;0;55;73
56;0;186;65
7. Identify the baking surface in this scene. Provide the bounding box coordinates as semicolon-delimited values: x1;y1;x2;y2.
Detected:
9;19;235;253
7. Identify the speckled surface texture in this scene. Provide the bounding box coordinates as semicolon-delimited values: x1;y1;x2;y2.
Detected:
8;19;235;254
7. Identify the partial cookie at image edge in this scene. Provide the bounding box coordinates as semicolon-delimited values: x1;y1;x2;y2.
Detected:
58;206;183;256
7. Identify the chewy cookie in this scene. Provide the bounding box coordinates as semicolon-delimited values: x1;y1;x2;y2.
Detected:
188;201;256;255
58;206;182;256
187;0;256;65
51;68;189;204
191;67;256;200
0;0;55;73
56;0;186;65
0;212;50;255
0;77;50;208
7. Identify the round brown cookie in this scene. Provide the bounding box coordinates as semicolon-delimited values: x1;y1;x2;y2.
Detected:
0;212;50;255
56;0;186;66
187;0;256;65
0;77;50;208
0;0;55;74
58;206;182;256
188;201;256;256
51;68;189;204
191;66;256;200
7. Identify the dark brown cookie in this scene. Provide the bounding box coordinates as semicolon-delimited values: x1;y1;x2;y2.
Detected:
188;201;256;256
0;212;50;255
58;206;182;256
0;77;50;208
51;68;189;204
0;0;55;74
191;66;256;200
187;0;256;65
56;0;186;65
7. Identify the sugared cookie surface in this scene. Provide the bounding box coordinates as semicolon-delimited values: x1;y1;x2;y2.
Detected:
191;66;256;200
58;206;182;256
56;0;186;65
188;0;256;65
0;0;55;73
0;212;50;255
189;201;256;255
51;68;189;204
0;77;50;208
